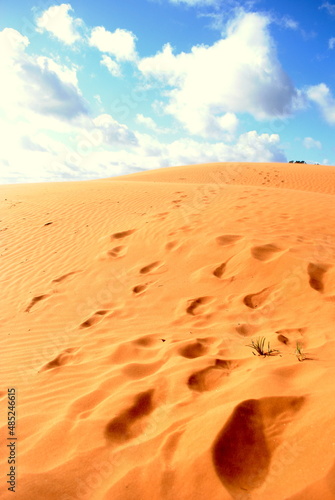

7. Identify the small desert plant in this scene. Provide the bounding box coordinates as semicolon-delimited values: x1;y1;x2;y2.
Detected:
246;337;280;357
295;341;306;362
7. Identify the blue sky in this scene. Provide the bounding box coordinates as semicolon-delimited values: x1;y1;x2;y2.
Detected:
1;0;335;183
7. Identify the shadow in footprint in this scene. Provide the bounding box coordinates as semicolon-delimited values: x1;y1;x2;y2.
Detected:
52;271;81;283
133;284;147;294
111;229;136;240
40;348;77;371
179;341;208;359
105;389;155;443
277;334;289;345
25;294;49;312
212;396;305;496
236;324;258;337
251;244;284;262
307;263;330;293
216;235;243;246
186;296;213;316
165;241;179;252
80;310;109;328
107;246;127;258
140;261;163;274
213;263;227;279
243;287;273;309
188;359;235;392
132;335;158;347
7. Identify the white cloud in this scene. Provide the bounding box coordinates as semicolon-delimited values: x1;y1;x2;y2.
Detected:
306;83;335;124
303;137;322;149
0;115;78;183
157;131;286;165
36;56;79;87
0;28;141;184
138;12;297;138
0;111;140;184
92;114;138;146
0;28;88;122
136;113;170;134
280;16;299;30
36;3;82;45
320;2;335;16
100;55;122;76
20;58;87;120
0;27;29;57
89;27;137;61
136;113;158;130
329;37;335;49
0;27;92;183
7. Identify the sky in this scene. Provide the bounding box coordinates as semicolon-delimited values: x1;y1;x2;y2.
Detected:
1;0;335;183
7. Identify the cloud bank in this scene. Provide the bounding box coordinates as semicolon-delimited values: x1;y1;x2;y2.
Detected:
139;12;297;138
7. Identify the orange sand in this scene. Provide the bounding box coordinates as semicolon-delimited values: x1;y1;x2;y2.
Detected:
1;161;335;499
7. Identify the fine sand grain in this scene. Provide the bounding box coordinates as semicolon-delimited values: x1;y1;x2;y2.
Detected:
1;161;335;499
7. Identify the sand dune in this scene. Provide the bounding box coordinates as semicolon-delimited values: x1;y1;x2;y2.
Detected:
1;161;335;499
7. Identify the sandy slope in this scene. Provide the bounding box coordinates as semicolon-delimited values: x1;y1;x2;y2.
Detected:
1;161;335;500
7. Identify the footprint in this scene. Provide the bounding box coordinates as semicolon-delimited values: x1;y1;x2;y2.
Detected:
186;296;213;316
52;271;81;283
79;310;109;328
275;327;306;336
325;295;335;303
151;212;169;221
276;327;307;345
165;241;179;252
213;263;227;279
104;389;155;443
140;261;163;275
212;396;305;495
251;244;284;262
277;334;289;345
307;263;330;293
111;229;135;240
132;335;158;347
243;287;273;309
107;245;127;258
40;348;77;371
235;324;258;337
133;284;147;294
187;359;235;392
25;294;49;312
216;235;243;246
179;341;208;359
